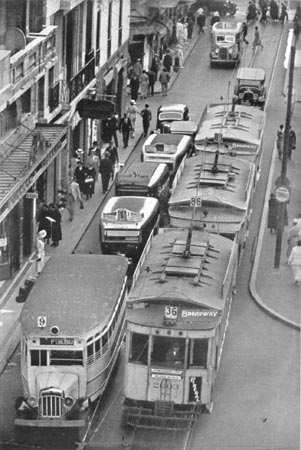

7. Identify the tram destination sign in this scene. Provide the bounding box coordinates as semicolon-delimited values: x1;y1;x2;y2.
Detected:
40;337;74;345
275;186;290;203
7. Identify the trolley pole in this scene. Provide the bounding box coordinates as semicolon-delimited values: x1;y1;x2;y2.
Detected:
274;39;296;268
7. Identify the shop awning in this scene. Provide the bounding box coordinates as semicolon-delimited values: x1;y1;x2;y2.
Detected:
130;22;168;38
0;124;67;222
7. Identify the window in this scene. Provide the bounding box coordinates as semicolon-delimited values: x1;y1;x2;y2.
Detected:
102;332;108;353
107;1;112;59
129;333;148;365
21;89;31;114
31;350;47;366
118;0;123;46
50;350;83;366
189;339;208;368
151;337;185;368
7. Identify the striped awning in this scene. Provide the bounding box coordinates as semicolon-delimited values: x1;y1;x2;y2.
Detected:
0;124;67;222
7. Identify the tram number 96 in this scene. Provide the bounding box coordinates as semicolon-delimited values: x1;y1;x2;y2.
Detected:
165;306;178;320
190;197;201;207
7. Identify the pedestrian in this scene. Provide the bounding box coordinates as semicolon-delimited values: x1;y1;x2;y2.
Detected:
37;203;51;243
69;150;80;178
197;10;206;34
106;113;119;147
74;160;87;195
288;126;296;160
127;99;139;138
252;26;264;50
140;104;152;137
211;12;220;27
88;141;101;159
147;68;156;96
84;162;96;199
119;113;133;148
106;140;119;177
162;49;173;73
276;124;284;159
87;148;100;181
176;19;185;44
48;203;62;247
99;151;114;194
288;240;301;285
66;177;84;221
132;58;142;79
269;0;279;20
279;2;288;23
130;74;140;102
286;218;301;260
159;67;171;96
36;230;46;274
151;53;161;81
267;193;278;234
140;70;149;99
242;22;249;44
183;16;188;42
173;44;184;73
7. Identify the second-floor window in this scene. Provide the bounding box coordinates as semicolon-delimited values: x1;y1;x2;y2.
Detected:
107;1;112;59
118;0;123;47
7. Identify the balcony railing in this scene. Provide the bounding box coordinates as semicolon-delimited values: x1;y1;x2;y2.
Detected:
68;57;95;103
10;26;57;96
49;83;60;112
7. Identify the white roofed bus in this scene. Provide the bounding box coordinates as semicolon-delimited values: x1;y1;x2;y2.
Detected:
141;133;193;182
123;228;238;429
195;103;266;175
15;255;128;439
99;196;160;262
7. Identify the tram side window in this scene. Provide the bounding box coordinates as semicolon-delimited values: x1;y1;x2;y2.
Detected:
129;332;148;365
189;339;208;368
31;350;47;366
102;332;108;353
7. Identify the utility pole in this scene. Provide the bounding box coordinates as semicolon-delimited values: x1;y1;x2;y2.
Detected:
274;34;296;268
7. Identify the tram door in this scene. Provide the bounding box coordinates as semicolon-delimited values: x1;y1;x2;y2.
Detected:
160;379;172;401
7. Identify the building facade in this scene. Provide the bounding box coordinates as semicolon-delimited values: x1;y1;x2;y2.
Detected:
0;0;130;280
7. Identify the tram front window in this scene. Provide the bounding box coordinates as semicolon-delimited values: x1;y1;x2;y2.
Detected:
129;332;148;365
188;339;208;368
151;337;185;367
50;350;83;366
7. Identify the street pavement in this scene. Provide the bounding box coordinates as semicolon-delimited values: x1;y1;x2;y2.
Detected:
0;22;300;376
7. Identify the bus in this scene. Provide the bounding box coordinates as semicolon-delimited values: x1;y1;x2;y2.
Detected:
210;21;243;67
115;162;170;210
168;151;256;254
15;254;128;438
141;133;193;181
99;196;160;261
194;103;266;173
123;228;238;428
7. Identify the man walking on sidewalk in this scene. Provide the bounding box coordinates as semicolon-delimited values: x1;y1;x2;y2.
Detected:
99;151;114;194
119;113;133;148
140;104;152;137
66;178;84;221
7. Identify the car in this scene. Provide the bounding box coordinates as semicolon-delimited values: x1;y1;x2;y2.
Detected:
156;103;189;133
233;67;266;110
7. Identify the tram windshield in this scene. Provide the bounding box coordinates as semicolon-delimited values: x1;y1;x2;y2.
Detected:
30;349;84;366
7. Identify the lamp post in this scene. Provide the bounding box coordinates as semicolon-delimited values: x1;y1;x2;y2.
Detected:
274;33;296;268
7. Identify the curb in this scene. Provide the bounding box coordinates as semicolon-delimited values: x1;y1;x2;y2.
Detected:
249;141;301;331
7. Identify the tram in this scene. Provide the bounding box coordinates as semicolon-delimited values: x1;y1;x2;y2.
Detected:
168;151;256;253
194;103;266;173
141;133;193;181
15;254;128;435
124;228;238;429
99;196;160;260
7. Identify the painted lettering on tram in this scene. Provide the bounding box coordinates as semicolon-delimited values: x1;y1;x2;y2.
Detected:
40;337;74;345
181;310;219;318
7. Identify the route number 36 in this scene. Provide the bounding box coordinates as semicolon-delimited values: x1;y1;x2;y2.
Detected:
190;197;201;207
37;316;47;328
165;306;178;320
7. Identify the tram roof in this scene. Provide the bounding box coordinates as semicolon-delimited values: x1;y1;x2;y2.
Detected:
195;103;265;147
128;229;236;311
169;153;254;211
20;255;128;338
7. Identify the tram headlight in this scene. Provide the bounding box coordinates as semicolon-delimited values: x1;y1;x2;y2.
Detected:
27;396;38;407
64;396;74;408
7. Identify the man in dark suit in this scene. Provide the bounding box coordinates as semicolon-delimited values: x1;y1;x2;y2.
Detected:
119;113;133;148
140;104;152;137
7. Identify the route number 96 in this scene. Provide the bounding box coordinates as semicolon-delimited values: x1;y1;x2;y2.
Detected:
190;197;202;207
165;306;178;320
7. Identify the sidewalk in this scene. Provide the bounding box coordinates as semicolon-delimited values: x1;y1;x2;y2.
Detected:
0;33;200;375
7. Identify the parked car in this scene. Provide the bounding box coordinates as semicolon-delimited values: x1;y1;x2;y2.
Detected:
233;67;266;110
156;104;190;133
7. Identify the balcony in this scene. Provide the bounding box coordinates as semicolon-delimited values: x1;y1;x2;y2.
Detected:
9;26;57;101
68;57;95;103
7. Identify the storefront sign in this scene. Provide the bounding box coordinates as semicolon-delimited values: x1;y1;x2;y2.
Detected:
25;192;38;199
77;99;114;119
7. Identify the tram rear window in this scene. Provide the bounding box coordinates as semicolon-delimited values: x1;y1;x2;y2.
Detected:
129;332;148;365
31;350;47;366
50;350;83;366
